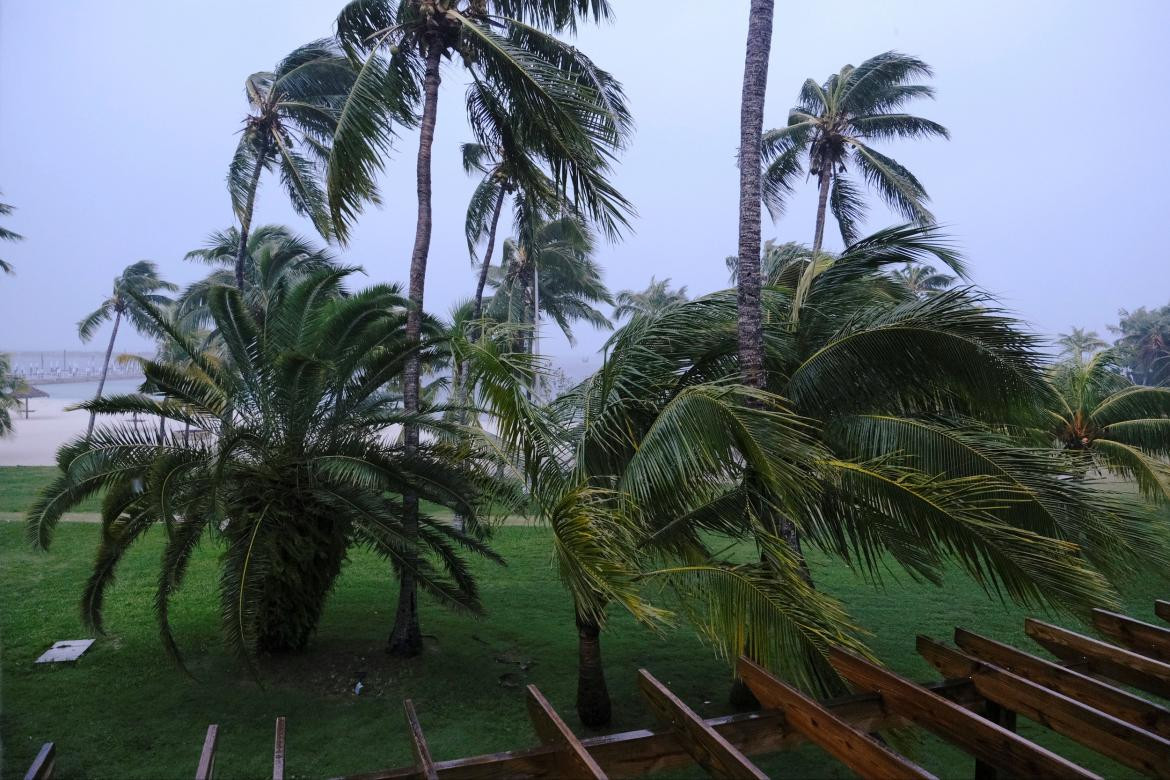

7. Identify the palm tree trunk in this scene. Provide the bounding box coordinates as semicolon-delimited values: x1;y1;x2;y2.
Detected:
157;414;166;445
388;39;443;658
472;188;506;322
86;309;122;439
735;0;774;393
575;613;612;727
233;152;266;291
811;164;832;257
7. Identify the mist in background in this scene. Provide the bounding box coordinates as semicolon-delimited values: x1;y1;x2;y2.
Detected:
2;1;1167;378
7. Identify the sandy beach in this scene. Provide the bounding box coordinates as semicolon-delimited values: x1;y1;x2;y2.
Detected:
0;379;142;466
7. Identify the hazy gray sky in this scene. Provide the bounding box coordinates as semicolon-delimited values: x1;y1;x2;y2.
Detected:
2;1;1168;374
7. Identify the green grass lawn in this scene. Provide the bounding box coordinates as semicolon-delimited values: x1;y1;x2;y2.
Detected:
0;466;102;513
1;468;1167;779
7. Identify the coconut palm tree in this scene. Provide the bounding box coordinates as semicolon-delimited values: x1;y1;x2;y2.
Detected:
762;51;948;260
1112;305;1170;386
30;271;507;669
487;215;612;356
735;0;775;394
227;40;358;289
612;277;688;320
176;225;342;329
479;224;1156;726
1056;327;1108;365
77;262;177;438
1047;350;1170;503
329;0;631;656
891;262;956;298
0;194;23;275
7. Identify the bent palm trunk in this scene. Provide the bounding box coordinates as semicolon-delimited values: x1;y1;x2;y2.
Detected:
472;187;506;323
575;614;611;727
388;39;443;658
86;309;121;439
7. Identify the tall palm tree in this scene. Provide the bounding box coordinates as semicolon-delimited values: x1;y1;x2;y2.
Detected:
31;272;507;670
227;41;357;289
735;0;775;393
612;277;688;320
487;215;612;355
329;0;630;657
0;193;23;275
77;262;177;438
762;51;948;259
176;225;341;328
1056;327;1108;365
1047;350;1170;503
891;262;956;298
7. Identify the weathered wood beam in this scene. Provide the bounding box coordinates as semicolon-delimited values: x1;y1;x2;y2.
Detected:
1092;608;1170;663
23;742;55;780
403;700;438;780
273;717;287;780
955;628;1170;739
828;647;1100;780
334;679;979;780
525;685;607;779
1026;618;1170;699
637;668;766;779
195;725;219;780
737;656;935;780
919;636;1170;778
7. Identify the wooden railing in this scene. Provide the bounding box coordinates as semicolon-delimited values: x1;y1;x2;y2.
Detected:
24;602;1170;779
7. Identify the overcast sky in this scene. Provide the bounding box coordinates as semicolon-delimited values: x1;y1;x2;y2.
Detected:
2;1;1168;376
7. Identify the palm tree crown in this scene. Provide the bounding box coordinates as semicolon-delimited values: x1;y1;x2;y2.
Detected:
78;261;177;344
0;194;24;275
891;262;956;298
612;277;688;320
227;40;357;287
762;51;949;252
1056;327;1108;364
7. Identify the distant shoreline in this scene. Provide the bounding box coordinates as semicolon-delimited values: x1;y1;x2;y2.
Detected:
17;373;144;386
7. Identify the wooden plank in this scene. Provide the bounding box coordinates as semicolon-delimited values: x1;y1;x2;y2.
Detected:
525;685;607;779
919;636;1170;778
403;700;438;780
273;717;287;780
737;657;935;780
23;742;55;780
1026;618;1170;698
1156;600;1169;624
1093;608;1170;663
828;646;1100;779
956;628;1170;739
637;668;767;779
195;725;219;780
333;678;980;780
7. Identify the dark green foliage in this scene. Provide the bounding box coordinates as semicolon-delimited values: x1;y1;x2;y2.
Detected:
1113;303;1170;386
29;272;509;667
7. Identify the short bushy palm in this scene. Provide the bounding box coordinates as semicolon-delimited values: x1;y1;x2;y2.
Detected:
227;41;357;288
1047;351;1170;503
77;261;177;438
0;354;19;436
30;272;505;666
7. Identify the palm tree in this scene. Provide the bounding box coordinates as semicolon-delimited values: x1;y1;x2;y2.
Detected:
30;271;507;669
727;240;815;287
891;262;956;298
487;215;612;356
1112;305;1170;386
176;225;341;328
480;225;1152;726
735;0;775;393
1047;350;1170;503
77;262;177;438
1056;327;1108;364
612;277;688;320
0;193;23;275
0;354;19;436
227;40;357;289
329;0;630;656
762;51;948;259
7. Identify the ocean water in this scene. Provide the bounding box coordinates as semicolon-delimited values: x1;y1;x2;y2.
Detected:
40;379;146;401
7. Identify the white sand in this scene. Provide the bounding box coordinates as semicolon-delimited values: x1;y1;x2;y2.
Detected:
0;380;143;466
